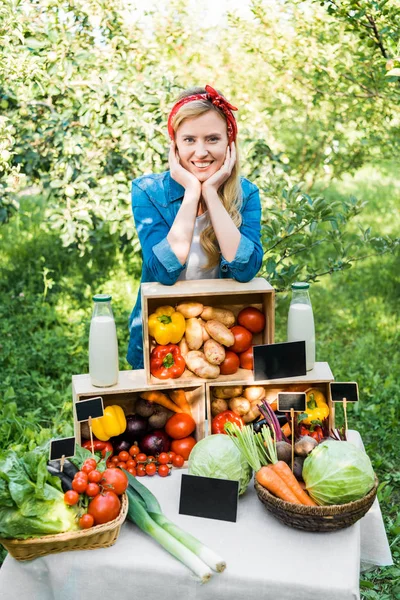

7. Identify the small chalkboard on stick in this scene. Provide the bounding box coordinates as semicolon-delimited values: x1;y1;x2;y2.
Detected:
75;397;104;422
49;437;76;471
330;382;359;435
253;341;307;381
179;474;239;523
277;392;306;472
277;392;306;413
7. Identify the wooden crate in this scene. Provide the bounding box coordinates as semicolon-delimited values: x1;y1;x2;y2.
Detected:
72;370;206;449
206;362;336;433
141;277;275;386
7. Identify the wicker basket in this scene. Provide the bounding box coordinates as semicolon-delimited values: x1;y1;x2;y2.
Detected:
0;493;128;561
255;478;378;532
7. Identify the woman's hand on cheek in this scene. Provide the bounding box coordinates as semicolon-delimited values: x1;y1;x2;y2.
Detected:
202;143;236;197
168;141;201;196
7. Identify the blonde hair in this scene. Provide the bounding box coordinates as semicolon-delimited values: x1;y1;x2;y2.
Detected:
171;87;242;269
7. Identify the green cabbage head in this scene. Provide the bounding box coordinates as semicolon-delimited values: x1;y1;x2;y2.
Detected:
303;440;375;506
188;434;252;495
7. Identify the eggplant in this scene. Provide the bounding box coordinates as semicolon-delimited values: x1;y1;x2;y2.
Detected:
48;459;79;480
252;418;267;434
47;463;73;492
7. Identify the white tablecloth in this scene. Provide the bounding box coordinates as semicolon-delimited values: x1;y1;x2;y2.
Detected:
0;431;392;600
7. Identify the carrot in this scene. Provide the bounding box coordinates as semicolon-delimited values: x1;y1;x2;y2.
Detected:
268;462;317;506
140;391;183;414
281;422;291;437
255;466;303;505
168;389;192;415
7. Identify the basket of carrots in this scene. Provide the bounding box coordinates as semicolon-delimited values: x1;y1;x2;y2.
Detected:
224;422;378;533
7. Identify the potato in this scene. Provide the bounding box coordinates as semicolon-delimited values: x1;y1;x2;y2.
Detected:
205;320;235;347
211;398;228;417
214;385;243;399
185;318;203;350
200;306;235;327
178;335;189;357
176;302;204;318
244;386;266;403
198;318;210;342
204;339;226;365
242;405;261;423
185;351;220;379
228;396;251;417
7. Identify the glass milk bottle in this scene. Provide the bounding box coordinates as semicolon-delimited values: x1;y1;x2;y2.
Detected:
287;282;315;371
89;294;119;387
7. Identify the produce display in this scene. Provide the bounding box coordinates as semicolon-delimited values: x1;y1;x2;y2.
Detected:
148;303;266;380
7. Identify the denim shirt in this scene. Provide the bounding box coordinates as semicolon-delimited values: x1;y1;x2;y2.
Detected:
127;171;263;368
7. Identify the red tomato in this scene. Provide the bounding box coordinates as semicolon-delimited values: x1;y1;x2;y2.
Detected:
64;490;79;506
86;482;100;497
239;346;254;370
165;413;196;440
88;491;121;525
158;464;170;477
145;463;157;476
219;350;240;375
88;469;102;483
237;307;265;333
101;468;129;495
72;478;87;494
172;454;184;468
230;325;253;353
170;437;196;460
79;513;94;529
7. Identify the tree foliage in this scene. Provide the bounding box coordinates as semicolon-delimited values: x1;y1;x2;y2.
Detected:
0;0;399;288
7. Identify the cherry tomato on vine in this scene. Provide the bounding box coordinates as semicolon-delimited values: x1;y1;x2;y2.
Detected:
86;482;100;497
72;478;87;494
117;461;127;469
88;469;102;483
127;467;137;476
145;463;157;476
158;452;169;465
118;451;130;462
129;445;140;457
126;459;136;469
111;456;120;465
64;490;80;506
136;453;147;463
172;454;184;468
158;464;170;477
74;471;88;483
136;464;146;477
167;451;176;461
79;513;95;529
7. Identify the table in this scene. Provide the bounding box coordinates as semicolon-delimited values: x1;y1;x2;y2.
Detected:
0;432;392;600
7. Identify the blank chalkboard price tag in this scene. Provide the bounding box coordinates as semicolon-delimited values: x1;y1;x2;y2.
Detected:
179;474;239;523
49;437;76;471
277;392;306;413
253;341;307;381
75;397;104;422
330;382;359;435
330;382;359;403
277;392;306;472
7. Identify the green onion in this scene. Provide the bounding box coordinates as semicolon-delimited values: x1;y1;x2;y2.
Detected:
224;422;262;470
260;424;278;464
124;471;226;581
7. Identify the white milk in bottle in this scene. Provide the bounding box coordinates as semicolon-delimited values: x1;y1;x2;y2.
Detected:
89;294;119;387
287;282;315;371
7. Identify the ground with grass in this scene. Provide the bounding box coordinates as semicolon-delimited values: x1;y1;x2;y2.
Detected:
0;163;399;596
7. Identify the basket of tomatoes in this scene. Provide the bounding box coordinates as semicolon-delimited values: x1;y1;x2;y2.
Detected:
3;456;129;561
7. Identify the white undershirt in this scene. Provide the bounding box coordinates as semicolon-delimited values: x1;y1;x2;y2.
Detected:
177;211;219;281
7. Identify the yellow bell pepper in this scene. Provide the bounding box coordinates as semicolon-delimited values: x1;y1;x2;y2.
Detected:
148;305;186;345
302;388;329;425
91;405;126;441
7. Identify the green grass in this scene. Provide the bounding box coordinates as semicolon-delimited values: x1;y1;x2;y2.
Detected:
0;163;399;595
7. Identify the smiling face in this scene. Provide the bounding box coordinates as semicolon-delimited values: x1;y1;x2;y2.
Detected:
175;110;228;182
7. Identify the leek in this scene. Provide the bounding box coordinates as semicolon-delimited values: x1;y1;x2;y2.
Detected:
124;471;226;581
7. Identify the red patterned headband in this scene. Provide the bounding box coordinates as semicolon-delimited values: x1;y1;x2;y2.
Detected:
167;85;238;143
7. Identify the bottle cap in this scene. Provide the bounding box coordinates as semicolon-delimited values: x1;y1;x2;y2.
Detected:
291;282;310;290
92;294;112;302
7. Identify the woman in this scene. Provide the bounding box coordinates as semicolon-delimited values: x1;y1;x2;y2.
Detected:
127;85;263;368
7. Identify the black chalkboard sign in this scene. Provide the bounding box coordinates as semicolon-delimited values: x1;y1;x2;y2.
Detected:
49;437;76;461
253;341;307;381
75;396;104;422
277;392;307;413
179;474;238;523
330;382;359;403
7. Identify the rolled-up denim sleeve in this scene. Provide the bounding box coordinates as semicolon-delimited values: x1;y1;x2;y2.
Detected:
220;186;263;282
132;182;185;285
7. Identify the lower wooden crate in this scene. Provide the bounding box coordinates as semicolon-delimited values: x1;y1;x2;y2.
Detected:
72;370;205;447
206;362;335;433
